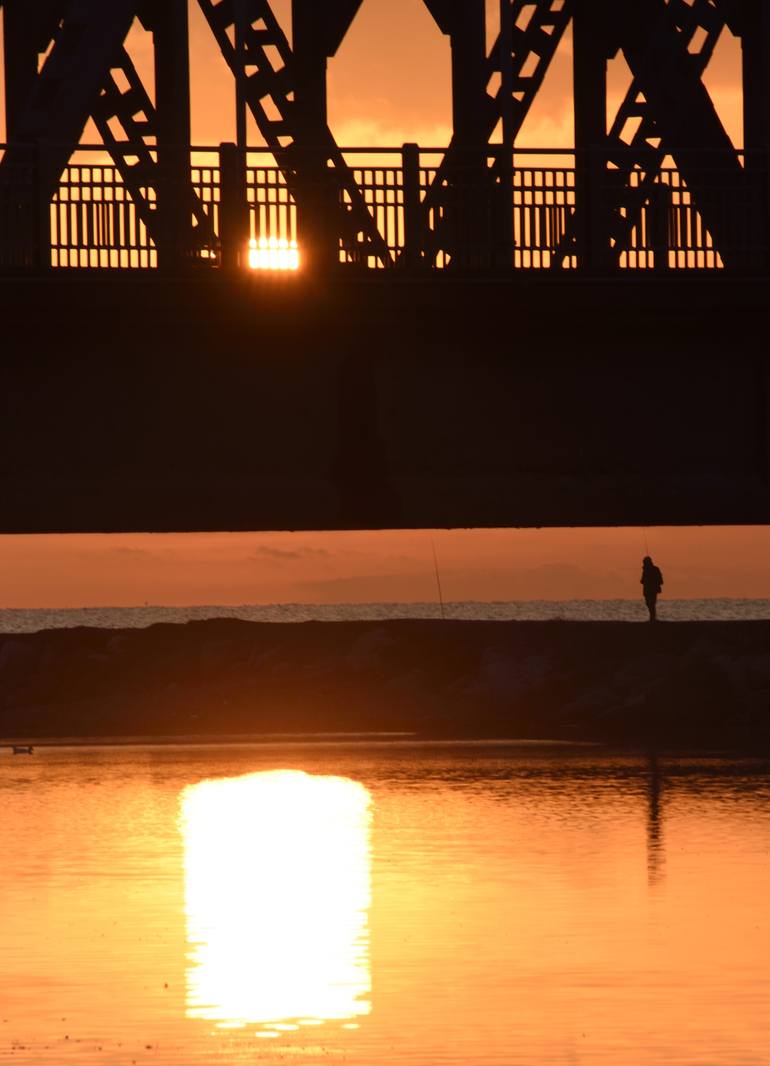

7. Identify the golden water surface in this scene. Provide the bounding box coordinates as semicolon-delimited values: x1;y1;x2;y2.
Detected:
0;743;768;1064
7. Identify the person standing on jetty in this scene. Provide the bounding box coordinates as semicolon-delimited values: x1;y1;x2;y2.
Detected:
641;556;664;622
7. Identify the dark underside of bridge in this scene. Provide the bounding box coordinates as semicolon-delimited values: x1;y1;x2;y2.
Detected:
1;271;769;533
3;2;770;530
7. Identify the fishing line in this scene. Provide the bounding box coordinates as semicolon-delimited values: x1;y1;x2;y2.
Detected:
431;537;446;621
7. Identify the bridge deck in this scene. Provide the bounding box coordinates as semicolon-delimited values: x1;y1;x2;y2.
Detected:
1;270;768;532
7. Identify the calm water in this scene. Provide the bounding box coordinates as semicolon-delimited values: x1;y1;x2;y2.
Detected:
1;743;769;1065
0;598;768;632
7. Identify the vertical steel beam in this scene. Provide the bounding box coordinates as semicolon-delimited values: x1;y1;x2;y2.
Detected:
2;1;41;140
1;1;62;269
741;0;770;151
291;0;365;268
498;0;514;151
557;1;730;269
233;0;248;150
196;0;389;266
615;0;745;269
421;0;573;267
1;0;141;200
495;0;514;266
151;0;193;269
448;0;487;150
152;0;191;149
572;0;609;271
740;0;770;265
292;0;335;269
425;0;488;142
447;0;488;266
291;0;329;145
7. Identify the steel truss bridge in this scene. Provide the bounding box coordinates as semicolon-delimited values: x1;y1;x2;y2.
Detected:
1;0;769;274
1;0;770;534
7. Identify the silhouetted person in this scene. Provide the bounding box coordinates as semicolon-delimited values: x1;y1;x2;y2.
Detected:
641;556;663;622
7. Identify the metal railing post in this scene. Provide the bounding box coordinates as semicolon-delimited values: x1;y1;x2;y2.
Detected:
495;144;514;268
402;142;422;269
35;140;51;273
765;147;770;272
748;147;770;272
294;148;339;272
156;145;190;273
219;141;248;271
649;182;672;273
578;146;603;273
498;0;515;269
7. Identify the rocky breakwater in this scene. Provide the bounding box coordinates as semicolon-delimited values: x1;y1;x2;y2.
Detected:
0;619;769;749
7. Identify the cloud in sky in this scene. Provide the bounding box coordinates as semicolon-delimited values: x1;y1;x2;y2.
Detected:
250;546;333;563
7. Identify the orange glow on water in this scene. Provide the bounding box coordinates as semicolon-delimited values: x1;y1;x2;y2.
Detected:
180;770;371;1035
2;752;770;1062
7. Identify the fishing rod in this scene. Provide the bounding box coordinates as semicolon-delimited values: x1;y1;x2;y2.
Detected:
431;537;446;621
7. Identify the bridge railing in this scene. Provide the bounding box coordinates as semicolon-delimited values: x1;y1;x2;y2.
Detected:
0;143;767;273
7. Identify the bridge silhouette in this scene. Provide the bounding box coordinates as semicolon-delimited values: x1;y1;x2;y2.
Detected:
1;0;770;532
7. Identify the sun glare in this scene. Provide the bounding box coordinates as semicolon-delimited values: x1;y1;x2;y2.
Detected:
180;770;372;1035
248;236;300;270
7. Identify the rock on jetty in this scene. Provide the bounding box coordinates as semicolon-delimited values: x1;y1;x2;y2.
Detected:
0;619;769;749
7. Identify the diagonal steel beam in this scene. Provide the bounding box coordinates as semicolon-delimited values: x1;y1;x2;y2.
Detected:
608;0;728;261
1;0;67;139
196;0;391;265
0;0;142;202
1;1;214;263
420;0;573;262
90;46;216;253
608;0;745;268
491;0;576;150
558;0;737;267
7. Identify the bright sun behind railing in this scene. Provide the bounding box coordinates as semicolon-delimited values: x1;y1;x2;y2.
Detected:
248;236;300;271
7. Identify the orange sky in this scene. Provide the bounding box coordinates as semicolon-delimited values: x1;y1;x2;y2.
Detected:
0;2;748;149
197;1;745;150
0;7;763;607
0;527;769;608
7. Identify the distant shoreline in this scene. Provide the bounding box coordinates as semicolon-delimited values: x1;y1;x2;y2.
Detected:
0;598;769;635
0;617;768;751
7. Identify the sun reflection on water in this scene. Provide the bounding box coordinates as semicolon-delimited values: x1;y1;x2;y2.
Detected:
180;770;371;1035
